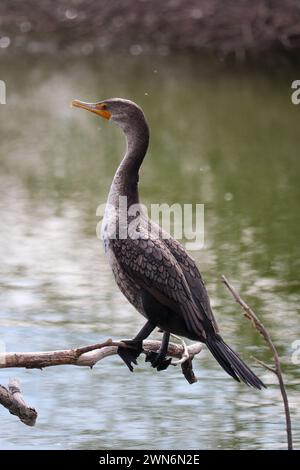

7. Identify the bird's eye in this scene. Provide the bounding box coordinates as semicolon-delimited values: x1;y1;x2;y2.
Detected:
101;104;107;110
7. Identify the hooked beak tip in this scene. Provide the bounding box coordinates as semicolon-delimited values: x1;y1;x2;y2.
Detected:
71;99;88;109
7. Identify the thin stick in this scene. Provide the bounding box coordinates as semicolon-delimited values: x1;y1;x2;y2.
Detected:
222;275;293;450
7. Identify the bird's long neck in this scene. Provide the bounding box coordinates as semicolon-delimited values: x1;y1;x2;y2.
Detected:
108;117;149;208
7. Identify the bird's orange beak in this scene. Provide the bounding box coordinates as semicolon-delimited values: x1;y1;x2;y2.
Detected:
71;100;111;120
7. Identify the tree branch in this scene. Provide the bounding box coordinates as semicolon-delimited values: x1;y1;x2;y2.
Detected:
0;339;202;369
222;275;293;451
0;378;37;426
0;338;202;425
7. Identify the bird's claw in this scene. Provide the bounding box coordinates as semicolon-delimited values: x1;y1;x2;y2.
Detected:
117;339;143;372
145;351;172;371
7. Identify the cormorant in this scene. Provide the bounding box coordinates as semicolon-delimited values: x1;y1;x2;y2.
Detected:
72;98;265;389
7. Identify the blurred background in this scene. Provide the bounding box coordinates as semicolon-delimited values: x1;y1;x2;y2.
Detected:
0;0;299;450
1;0;300;60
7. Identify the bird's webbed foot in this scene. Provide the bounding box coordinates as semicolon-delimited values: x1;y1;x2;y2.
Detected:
145;350;172;371
117;339;143;372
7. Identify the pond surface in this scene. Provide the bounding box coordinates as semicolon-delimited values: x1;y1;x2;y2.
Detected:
0;54;299;449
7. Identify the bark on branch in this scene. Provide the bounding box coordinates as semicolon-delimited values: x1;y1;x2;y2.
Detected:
0;338;202;425
0;379;37;426
222;275;293;450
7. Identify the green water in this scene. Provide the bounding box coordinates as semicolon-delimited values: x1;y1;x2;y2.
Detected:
0;54;299;449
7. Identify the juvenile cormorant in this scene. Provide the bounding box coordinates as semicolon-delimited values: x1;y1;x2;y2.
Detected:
72;98;265;389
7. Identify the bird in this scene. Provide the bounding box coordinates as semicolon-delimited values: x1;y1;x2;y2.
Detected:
72;97;265;389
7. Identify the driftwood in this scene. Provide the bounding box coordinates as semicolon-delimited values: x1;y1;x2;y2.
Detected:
0;338;202;426
222;275;293;451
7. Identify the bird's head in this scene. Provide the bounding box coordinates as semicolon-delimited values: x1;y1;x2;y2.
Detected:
71;97;146;132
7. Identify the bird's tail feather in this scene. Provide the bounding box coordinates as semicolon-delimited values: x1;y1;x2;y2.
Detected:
206;338;266;390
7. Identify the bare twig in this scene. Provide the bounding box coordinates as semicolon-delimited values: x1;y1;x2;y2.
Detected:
0;338;202;425
168;334;198;383
169;333;190;365
222;275;293;450
252;356;277;374
0;378;37;426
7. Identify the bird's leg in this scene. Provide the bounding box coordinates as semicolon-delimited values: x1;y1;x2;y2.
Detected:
145;331;172;371
117;320;155;372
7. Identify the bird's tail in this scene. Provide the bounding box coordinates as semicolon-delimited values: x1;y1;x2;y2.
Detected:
206;338;266;389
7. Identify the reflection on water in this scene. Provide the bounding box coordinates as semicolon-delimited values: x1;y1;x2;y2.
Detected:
0;55;299;449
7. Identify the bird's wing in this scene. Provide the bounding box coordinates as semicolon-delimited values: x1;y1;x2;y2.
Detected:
162;235;219;333
111;233;208;339
147;220;219;334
